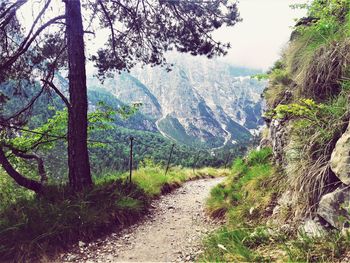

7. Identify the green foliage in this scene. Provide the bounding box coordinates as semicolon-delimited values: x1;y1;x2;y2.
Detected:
267;96;348;151
206;148;276;221
0;171;34;211
292;0;350;40
0;164;227;261
261;0;350;216
263;60;293;107
269;68;292;87
266;99;320;119
251;73;269;81
202;148;290;261
284;231;350;262
132;166;228;196
200;228;264;262
265;0;350;104
246;147;273;166
202;145;350;262
0;179;149;262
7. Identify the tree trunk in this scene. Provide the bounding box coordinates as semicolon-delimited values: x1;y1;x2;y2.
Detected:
65;0;92;190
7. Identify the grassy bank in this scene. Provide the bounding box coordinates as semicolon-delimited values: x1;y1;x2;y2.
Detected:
200;148;350;262
0;166;228;262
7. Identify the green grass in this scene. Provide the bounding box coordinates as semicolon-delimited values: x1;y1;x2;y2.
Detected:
132;166;228;196
0;166;228;262
201;147;350;262
201;148;285;262
206;148;276;222
0;179;148;262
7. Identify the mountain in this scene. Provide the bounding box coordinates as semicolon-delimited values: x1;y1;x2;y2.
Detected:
88;53;266;148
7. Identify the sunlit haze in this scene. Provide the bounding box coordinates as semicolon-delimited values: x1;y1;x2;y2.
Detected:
214;0;307;70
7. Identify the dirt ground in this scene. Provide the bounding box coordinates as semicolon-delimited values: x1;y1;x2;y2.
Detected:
58;177;224;263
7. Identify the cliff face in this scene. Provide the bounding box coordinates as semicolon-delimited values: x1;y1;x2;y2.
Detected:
259;3;350;234
89;53;266;147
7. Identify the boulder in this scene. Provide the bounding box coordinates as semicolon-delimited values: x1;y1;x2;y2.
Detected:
330;123;350;185
317;187;350;230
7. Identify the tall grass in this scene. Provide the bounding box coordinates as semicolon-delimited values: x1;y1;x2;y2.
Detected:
0;179;148;262
0;166;227;262
201;148;287;262
202;146;350;262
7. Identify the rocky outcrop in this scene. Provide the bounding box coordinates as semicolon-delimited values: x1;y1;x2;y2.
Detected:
330;122;350;185
310;122;350;231
317;187;350;229
269;119;290;165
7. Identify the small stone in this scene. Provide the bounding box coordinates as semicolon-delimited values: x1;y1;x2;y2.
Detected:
66;254;78;261
78;241;86;247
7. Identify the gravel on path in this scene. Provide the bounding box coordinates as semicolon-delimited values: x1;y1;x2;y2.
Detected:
59;177;224;263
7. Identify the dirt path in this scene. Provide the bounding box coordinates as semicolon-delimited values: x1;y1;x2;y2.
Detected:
59;177;224;263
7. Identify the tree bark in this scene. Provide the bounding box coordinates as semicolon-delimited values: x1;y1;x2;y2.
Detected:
65;0;92;190
0;147;42;193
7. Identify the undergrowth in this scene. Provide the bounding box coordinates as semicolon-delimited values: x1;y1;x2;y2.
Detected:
206;148;277;223
0;166;227;262
205;2;350;262
201;148;350;262
262;0;350;217
202;148;283;261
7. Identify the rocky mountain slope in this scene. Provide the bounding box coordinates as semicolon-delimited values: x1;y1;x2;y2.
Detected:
200;1;350;261
88;53;266;147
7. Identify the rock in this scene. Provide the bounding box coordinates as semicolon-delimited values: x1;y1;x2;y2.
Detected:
269;119;290;166
66;254;78;261
330;123;350;185
300;218;326;237
317;187;350;229
78;241;86;247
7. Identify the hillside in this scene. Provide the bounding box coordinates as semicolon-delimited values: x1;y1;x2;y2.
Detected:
201;1;350;261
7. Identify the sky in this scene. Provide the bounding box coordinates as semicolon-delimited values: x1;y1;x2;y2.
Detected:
18;0;307;72
213;0;306;70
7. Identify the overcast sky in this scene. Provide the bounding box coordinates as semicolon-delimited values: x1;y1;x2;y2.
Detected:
19;0;307;72
214;0;306;70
